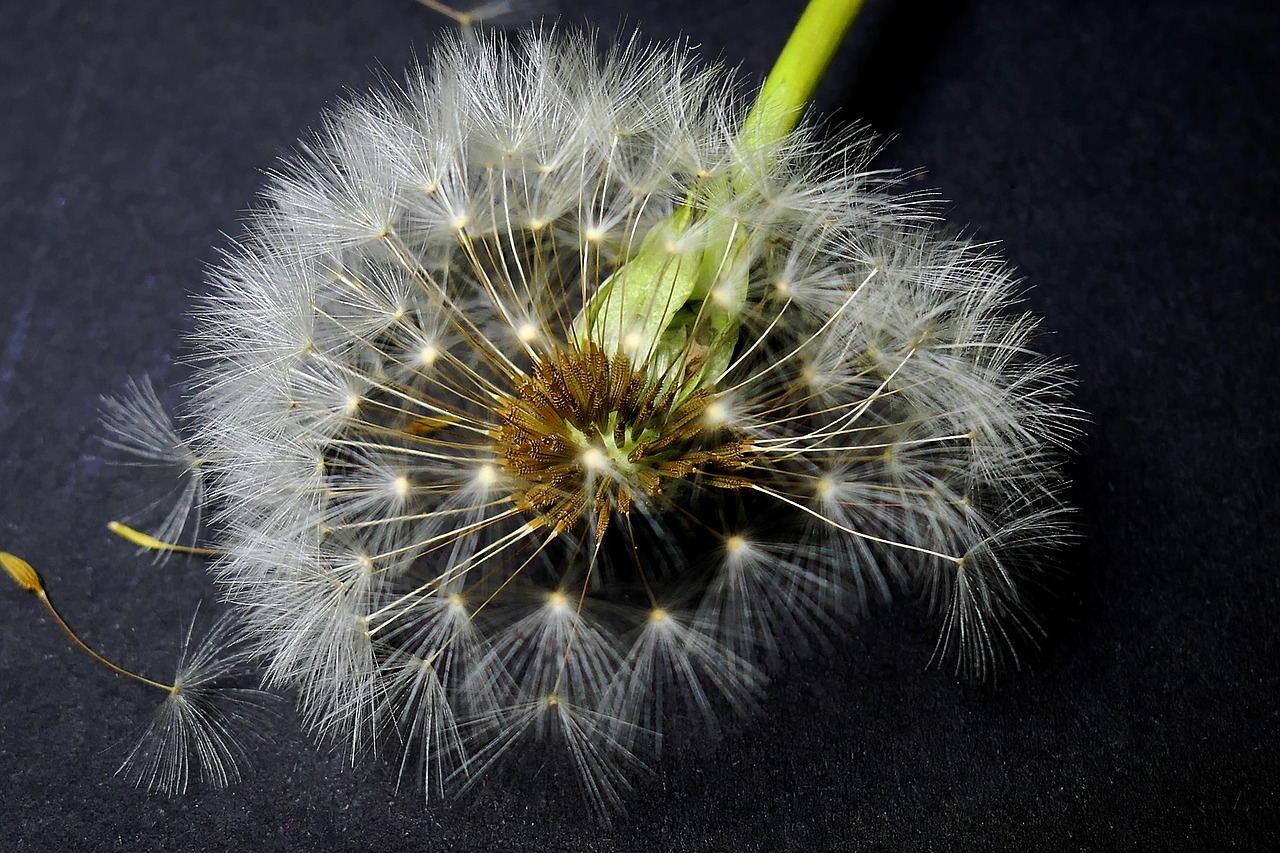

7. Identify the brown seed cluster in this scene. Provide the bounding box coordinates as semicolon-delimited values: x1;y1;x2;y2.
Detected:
494;343;755;540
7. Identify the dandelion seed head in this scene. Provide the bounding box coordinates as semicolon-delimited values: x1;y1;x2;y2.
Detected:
167;28;1076;808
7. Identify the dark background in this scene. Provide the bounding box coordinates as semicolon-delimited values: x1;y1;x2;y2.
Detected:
1;0;1276;849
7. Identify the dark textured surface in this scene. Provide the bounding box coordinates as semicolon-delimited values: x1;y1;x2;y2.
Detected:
1;0;1277;850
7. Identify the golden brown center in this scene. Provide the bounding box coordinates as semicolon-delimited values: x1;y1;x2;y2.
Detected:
494;343;754;540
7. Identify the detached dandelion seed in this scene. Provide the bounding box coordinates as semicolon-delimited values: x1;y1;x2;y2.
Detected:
1;553;271;795
5;0;1078;810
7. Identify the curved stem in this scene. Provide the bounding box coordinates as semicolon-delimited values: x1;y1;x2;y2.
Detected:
38;592;177;694
4;550;175;694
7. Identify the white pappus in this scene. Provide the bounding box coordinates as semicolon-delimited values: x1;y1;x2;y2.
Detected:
89;27;1077;808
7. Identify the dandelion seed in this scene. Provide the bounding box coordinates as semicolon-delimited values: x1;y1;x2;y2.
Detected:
100;376;207;559
2;551;271;794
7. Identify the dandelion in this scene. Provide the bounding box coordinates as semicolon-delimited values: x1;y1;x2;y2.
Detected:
5;0;1076;809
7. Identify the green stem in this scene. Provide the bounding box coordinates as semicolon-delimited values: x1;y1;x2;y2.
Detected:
740;0;867;147
576;0;866;386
